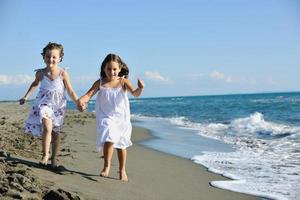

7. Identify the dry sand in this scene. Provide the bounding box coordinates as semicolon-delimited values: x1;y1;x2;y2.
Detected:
0;102;260;200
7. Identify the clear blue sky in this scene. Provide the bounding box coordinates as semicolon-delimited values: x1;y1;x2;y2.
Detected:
0;0;299;100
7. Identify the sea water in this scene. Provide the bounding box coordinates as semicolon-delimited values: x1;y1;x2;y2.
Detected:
68;92;300;200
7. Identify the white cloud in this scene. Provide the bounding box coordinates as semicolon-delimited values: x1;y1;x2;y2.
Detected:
0;74;34;85
144;71;172;83
210;71;260;85
210;71;233;83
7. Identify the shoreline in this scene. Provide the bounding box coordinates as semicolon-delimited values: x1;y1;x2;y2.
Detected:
132;124;264;199
0;102;260;199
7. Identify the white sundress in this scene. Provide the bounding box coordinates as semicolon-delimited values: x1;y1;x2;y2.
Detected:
95;79;132;151
24;69;67;136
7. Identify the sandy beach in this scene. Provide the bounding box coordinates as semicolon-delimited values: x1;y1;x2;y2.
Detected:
0;102;260;200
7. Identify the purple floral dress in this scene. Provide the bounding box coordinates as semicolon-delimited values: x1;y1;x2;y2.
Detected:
24;69;67;136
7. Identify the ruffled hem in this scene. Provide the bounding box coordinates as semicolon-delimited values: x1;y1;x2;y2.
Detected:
96;138;132;151
95;125;132;151
24;104;65;135
23;123;63;137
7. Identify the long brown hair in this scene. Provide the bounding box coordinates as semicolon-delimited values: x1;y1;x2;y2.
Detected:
100;54;129;79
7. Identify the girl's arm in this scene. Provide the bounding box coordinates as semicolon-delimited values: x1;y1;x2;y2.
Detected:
62;70;78;103
78;79;100;104
19;71;43;105
123;78;144;97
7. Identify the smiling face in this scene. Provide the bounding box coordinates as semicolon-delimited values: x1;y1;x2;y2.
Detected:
104;61;121;80
43;49;61;68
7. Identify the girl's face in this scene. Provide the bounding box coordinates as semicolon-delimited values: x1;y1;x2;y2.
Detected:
104;61;121;80
44;49;61;68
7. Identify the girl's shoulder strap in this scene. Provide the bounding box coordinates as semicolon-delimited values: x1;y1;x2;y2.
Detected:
58;67;70;80
59;67;65;76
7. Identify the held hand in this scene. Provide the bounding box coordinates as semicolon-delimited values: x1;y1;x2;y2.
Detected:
137;79;144;89
76;99;87;112
19;97;26;105
79;104;86;112
76;102;85;112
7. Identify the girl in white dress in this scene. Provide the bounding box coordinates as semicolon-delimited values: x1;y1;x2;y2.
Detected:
78;54;144;181
19;42;79;168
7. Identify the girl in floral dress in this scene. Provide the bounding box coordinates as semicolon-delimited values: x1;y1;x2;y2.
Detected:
20;42;79;168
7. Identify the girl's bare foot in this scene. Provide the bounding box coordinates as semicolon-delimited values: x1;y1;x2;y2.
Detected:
39;154;49;166
119;170;128;182
100;167;110;177
51;156;58;167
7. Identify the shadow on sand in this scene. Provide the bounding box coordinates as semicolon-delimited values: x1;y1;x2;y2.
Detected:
6;156;119;181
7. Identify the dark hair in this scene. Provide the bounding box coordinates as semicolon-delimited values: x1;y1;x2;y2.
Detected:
41;42;64;61
100;53;129;79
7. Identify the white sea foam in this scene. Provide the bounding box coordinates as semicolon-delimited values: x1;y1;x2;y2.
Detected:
132;113;300;200
190;113;300;200
191;149;299;200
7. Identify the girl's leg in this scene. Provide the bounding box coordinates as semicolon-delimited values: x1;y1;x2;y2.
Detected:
41;117;52;164
51;131;60;167
117;148;128;181
100;142;114;177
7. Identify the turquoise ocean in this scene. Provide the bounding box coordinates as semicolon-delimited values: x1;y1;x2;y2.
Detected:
68;92;300;200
